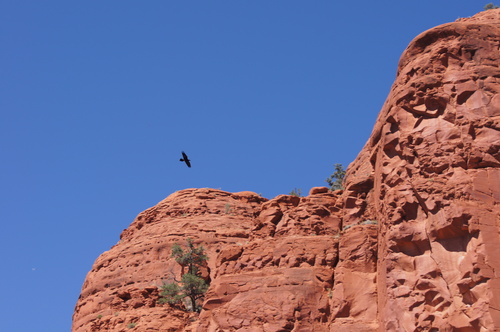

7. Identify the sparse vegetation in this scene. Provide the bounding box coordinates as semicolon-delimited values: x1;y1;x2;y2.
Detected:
326;164;346;191
224;203;233;214
159;238;209;313
289;188;302;197
360;220;378;225
484;3;499;10
342;224;355;232
342;219;378;232
127;323;137;329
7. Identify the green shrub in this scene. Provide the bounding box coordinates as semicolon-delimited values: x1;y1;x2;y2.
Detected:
484;3;499;9
326;164;345;191
159;238;209;313
158;282;183;304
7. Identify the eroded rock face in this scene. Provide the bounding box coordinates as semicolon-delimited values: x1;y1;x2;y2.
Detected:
72;189;268;331
73;9;500;332
72;188;343;331
199;189;342;331
344;8;500;331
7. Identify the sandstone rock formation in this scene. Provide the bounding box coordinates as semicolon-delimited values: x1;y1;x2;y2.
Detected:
73;9;500;332
73;189;268;331
343;9;500;331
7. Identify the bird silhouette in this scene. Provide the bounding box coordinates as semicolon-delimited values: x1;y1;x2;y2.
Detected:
180;151;191;168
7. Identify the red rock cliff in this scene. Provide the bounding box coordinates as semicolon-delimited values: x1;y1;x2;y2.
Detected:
344;9;500;331
73;9;500;332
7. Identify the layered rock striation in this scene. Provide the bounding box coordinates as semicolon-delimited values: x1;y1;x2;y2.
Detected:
73;9;500;332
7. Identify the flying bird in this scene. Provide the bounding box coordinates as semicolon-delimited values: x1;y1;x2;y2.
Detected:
180;151;191;168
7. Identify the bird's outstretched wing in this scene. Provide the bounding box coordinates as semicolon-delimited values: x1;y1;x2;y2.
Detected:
180;151;191;168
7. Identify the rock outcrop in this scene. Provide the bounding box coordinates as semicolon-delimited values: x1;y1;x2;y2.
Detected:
343;8;500;331
73;9;500;332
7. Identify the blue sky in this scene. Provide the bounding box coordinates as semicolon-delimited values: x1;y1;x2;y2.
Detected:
0;1;488;331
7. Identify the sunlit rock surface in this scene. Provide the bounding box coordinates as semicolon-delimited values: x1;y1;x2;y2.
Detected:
73;9;500;332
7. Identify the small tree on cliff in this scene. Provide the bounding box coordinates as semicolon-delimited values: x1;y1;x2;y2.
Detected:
159;238;209;313
484;3;500;10
289;188;303;197
326;163;346;191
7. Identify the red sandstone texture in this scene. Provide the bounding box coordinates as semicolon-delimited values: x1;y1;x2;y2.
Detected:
73;9;500;332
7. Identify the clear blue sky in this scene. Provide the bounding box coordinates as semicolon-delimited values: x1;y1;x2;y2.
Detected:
0;1;487;331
